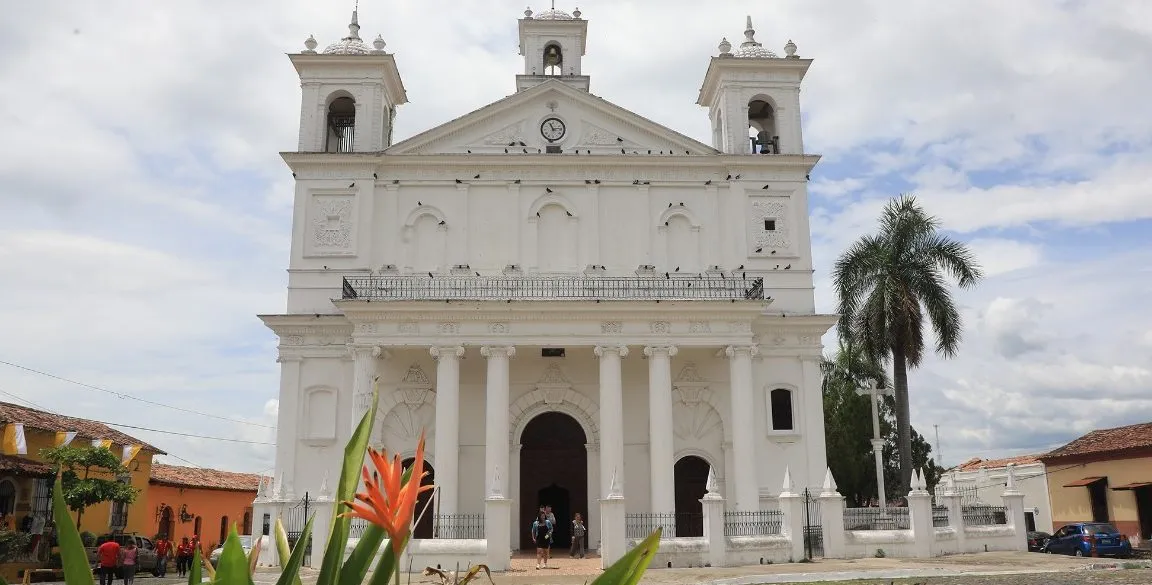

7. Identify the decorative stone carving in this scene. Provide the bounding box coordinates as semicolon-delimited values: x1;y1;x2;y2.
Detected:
401;364;430;385
650;321;671;334
489;322;510;334
673;392;723;441
728;321;752;333
543;388;566;405
398;322;419;335
689;321;711;333
283;335;304;346
772;336;788;346
748;199;792;250
538;363;569;385
479;122;525;146
674;362;705;384
798;334;819;346
355;322;378;335
579;123;625;146
311;195;355;251
436;322;460;335
380;396;435;443
600;321;623;334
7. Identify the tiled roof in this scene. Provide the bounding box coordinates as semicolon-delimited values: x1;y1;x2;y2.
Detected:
150;463;264;492
953;454;1042;471
1040;421;1152;461
0;401;163;454
0;453;54;478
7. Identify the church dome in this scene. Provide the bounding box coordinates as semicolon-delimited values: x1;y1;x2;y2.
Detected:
533;8;575;20
323;37;371;55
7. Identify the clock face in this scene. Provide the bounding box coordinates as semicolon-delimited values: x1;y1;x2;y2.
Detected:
540;117;566;142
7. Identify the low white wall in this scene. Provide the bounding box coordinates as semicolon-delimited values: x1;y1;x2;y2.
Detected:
401;539;488;572
962;525;1022;553
630;537;708;569
724;535;793;566
842;529;919;559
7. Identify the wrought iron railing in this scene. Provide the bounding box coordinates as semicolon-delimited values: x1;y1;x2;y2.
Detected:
433;514;485;539
933;506;950;527
625;513;684;539
962;505;1008;526
843;507;910;531
327;113;355;153
349;517;369;539
342;275;765;302
723;510;783;537
110;512;129;530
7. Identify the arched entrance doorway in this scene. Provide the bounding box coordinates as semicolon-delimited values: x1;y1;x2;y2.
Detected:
519;412;587;550
159;505;174;539
402;458;436;539
674;455;710;537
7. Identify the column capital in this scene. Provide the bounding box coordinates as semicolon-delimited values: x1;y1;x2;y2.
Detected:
594;345;629;359
480;346;516;359
642;345;678;358
430;345;465;360
276;353;304;363
348;345;389;360
724;344;760;358
585;442;599;453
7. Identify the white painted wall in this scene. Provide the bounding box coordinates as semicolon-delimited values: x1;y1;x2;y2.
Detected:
941;463;1053;533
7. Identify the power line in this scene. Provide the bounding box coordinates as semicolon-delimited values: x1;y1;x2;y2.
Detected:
0;387;274;446
0;359;274;429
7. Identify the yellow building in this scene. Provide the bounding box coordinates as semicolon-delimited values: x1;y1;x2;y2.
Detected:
0;401;164;538
1040;421;1152;545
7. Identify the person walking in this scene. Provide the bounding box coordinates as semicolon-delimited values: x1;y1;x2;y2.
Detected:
119;540;138;585
530;509;553;569
569;513;586;559
95;538;121;585
154;535;171;577
175;537;192;577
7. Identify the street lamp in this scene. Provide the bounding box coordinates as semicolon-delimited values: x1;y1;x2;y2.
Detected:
855;379;895;510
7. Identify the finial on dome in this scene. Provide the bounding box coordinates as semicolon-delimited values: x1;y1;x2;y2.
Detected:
303;35;318;53
742;15;760;47
347;1;362;40
573;7;581;18
784;39;798;58
718;37;732;56
372;34;387;53
525;6;534;18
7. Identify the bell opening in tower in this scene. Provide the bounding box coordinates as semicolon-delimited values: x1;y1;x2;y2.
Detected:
543;43;563;76
747;98;779;155
326;96;357;153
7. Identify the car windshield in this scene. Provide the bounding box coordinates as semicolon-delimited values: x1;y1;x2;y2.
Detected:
1085;524;1118;535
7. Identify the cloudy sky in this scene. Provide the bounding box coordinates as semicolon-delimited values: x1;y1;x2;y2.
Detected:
1;0;1150;475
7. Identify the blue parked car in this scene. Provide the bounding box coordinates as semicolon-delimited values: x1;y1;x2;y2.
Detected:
1042;522;1132;558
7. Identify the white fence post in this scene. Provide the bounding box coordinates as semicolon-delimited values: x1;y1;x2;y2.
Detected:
700;467;727;567
776;467;806;562
941;472;966;553
818;468;846;559
1001;463;1028;551
599;468;627;568
907;469;934;558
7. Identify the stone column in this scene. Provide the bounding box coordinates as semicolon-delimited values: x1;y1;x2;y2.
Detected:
350;345;384;431
594;345;628;497
871;438;887;509
481;346;515;498
274;354;303;496
725;344;760;511
431;345;465;516
644;345;677;523
1002;464;1028;551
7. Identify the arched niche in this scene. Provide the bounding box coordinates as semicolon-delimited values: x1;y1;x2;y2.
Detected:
403;206;448;273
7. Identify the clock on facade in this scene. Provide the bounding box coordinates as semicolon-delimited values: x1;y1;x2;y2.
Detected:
540;117;566;142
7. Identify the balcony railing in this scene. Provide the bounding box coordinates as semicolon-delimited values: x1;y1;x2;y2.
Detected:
342;275;765;302
433;514;485;539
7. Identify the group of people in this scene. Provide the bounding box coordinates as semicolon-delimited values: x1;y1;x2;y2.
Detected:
530;505;587;569
93;534;200;585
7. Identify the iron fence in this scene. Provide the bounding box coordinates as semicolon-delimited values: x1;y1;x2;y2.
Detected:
803;488;823;558
283;492;313;566
962;505;1008;526
723;510;783;537
342;275;766;302
433;514;485;539
349;517;370;539
933;506;950;528
843;507;911;531
624;513;682;539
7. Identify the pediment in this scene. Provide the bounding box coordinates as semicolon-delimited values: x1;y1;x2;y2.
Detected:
386;80;717;156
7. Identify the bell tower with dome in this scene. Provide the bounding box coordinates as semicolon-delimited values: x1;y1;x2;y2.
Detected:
516;5;590;92
289;8;408;152
697;16;811;155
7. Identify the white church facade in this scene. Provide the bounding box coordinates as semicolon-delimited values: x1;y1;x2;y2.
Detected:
256;5;835;569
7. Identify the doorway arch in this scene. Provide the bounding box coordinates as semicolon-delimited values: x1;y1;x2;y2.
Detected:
519;412;587;549
402;458;436;539
674;455;710;537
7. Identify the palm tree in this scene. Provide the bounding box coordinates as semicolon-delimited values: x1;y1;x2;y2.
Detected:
832;195;983;494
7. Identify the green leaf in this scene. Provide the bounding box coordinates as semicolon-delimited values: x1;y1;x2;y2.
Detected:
51;474;93;585
274;516;315;585
590;528;661;585
364;536;406;585
274;518;302;585
212;525;255;585
315;384;381;585
188;547;202;585
338;463;415;585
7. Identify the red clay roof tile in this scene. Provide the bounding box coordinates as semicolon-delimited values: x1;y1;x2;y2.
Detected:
953;454;1042;471
0;401;163;454
149;463;264;492
1040;421;1152;461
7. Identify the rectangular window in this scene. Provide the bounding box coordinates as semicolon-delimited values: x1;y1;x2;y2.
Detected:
541;348;566;358
764;219;776;231
1025;511;1036;532
769;388;794;431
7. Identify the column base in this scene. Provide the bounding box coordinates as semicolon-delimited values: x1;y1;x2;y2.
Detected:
484;497;512;571
599;497;627;569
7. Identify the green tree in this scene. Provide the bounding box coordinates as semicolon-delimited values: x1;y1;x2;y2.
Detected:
832;194;982;493
882;416;945;499
821;341;889;506
41;445;139;528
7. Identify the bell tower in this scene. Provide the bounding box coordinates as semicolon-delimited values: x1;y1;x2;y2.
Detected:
289;8;408;152
516;5;590;92
697;16;811;155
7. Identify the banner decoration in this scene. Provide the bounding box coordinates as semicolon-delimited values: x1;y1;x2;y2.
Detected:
55;431;78;447
91;438;113;449
2;424;27;455
121;444;142;465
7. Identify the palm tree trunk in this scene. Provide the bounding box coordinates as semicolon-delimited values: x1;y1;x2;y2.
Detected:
892;347;913;497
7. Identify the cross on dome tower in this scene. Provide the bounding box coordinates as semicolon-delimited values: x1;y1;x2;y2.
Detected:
289;3;408;152
517;5;589;92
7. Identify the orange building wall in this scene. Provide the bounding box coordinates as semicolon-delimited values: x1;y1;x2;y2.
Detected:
2;424;155;536
145;483;256;550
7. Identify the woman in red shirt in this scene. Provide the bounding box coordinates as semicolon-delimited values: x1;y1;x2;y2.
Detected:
174;537;193;577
